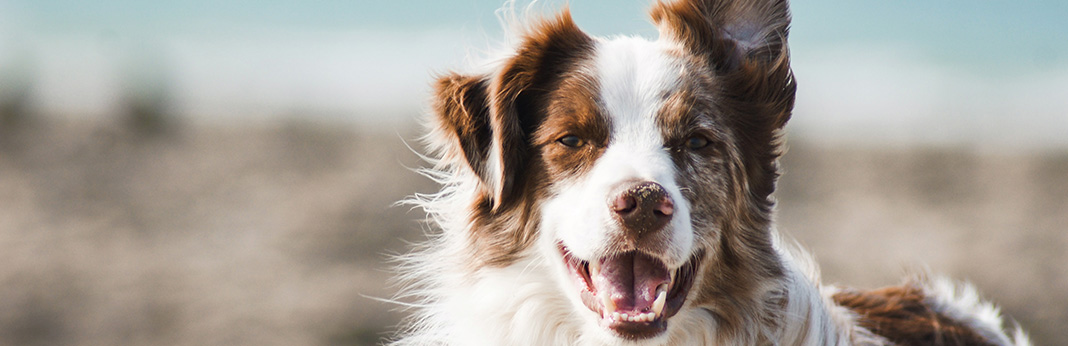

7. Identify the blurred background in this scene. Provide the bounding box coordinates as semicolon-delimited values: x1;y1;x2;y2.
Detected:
0;0;1065;345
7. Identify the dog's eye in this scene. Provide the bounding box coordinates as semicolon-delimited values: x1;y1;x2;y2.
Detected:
685;135;710;150
557;135;585;148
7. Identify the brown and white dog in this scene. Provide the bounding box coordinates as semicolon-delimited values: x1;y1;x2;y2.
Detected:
393;0;1031;345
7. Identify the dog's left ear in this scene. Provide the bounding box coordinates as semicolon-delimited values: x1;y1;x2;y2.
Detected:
651;0;793;123
651;0;791;77
651;0;795;200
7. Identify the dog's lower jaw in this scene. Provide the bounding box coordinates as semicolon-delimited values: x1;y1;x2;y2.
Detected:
559;244;705;340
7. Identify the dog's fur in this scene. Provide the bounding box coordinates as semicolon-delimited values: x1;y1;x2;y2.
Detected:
392;0;1031;345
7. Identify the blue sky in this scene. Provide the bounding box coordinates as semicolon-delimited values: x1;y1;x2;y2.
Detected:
8;0;1066;71
2;1;1066;147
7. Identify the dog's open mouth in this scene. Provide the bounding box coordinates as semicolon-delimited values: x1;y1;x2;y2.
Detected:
558;244;704;339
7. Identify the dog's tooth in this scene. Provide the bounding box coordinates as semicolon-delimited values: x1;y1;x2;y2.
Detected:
600;291;616;314
652;288;667;317
589;260;601;278
612;312;621;322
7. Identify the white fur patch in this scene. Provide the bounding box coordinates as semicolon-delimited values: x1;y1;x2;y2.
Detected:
922;277;1032;346
543;36;694;267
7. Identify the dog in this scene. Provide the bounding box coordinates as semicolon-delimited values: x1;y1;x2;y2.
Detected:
392;0;1031;344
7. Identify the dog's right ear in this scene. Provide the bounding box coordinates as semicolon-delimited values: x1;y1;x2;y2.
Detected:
432;12;593;212
431;73;494;193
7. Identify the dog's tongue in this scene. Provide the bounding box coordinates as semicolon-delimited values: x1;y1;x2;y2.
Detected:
591;252;671;313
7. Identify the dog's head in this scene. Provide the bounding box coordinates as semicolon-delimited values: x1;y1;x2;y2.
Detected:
429;0;794;341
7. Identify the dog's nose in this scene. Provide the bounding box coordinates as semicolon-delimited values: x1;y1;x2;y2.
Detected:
610;181;673;240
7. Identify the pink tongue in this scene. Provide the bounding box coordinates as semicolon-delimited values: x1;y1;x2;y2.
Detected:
591;252;671;312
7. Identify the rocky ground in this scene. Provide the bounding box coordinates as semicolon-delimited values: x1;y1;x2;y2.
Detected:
0;118;1063;345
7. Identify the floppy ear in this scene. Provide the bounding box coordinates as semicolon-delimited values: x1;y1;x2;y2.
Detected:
431;73;494;187
431;11;593;211
651;0;795;202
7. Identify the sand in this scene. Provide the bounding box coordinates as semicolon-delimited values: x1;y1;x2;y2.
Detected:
0;118;1063;345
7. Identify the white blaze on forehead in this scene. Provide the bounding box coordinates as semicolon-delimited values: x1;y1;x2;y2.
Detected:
541;36;693;266
595;36;682;150
593;37;693;263
592;36;683;190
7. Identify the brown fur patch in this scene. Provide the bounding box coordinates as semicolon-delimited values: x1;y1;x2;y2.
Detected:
488;10;596;210
432;74;493;186
833;285;999;346
533;72;608;182
650;0;791;71
651;0;794;208
647;0;796;342
429;11;596;268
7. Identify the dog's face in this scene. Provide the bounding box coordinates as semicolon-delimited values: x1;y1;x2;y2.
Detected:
430;0;794;341
540;37;727;339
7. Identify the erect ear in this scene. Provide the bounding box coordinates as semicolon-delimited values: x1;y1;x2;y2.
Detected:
431;11;593;211
651;0;791;76
649;0;793;136
651;0;795;203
